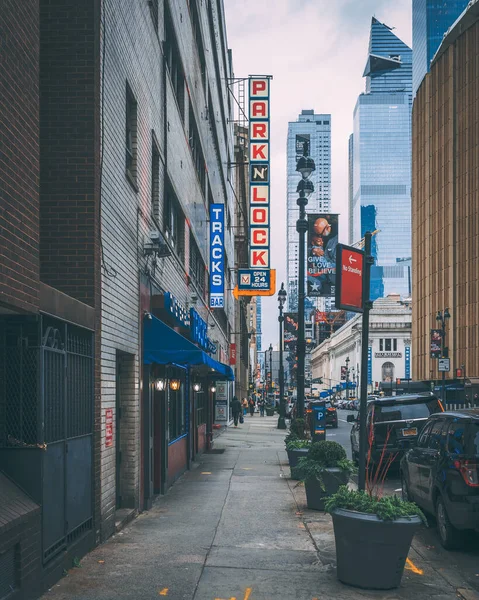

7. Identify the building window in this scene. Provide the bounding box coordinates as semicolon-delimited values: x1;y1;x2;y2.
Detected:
188;104;206;193
168;385;185;441
164;180;185;261
125;84;138;184
382;362;395;382
189;0;207;91
151;136;160;219
165;7;185;122
385;338;392;351
393;338;397;351
189;231;206;295
379;339;384;351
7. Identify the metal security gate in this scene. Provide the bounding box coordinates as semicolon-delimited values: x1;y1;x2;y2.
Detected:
41;316;94;564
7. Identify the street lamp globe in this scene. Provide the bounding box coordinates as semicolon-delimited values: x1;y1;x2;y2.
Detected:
296;178;314;198
296;155;316;179
278;282;287;308
444;307;451;320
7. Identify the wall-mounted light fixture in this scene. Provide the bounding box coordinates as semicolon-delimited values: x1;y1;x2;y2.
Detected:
193;382;201;392
169;379;181;391
210;385;217;393
154;378;166;391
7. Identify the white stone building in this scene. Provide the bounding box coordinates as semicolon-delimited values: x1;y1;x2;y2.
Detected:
311;294;412;394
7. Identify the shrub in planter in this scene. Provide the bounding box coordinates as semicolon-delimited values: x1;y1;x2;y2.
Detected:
285;438;310;472
325;487;426;590
295;441;355;510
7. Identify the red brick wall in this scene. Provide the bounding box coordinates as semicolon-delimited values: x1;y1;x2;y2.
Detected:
39;0;100;308
0;0;40;314
167;437;187;486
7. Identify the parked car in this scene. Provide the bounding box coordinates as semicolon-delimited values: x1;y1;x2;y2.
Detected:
348;394;444;465
400;409;479;549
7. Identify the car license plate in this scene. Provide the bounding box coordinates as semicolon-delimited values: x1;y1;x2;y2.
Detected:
402;428;417;437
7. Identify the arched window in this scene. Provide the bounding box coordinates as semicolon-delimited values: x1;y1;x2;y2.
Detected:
382;362;394;383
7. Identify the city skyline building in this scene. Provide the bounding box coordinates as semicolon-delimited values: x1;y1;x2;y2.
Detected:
286;110;331;312
351;17;412;300
412;0;469;96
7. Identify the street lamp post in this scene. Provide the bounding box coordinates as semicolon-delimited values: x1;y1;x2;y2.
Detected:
295;141;315;419
460;363;466;406
436;308;451;403
345;356;350;401
269;343;273;403
277;283;287;429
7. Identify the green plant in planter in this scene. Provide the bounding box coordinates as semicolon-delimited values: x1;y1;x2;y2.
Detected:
290;418;307;439
295;441;356;490
325;486;427;525
286;438;311;451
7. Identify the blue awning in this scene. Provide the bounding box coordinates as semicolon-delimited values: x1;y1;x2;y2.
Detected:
144;315;234;381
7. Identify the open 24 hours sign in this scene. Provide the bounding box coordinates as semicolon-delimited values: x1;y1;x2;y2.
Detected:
238;269;271;291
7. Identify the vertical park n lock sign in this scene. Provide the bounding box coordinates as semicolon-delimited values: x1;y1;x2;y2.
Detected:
249;76;271;270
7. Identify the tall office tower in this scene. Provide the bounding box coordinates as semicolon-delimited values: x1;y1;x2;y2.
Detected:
348;134;354;245
412;0;468;96
352;18;412;300
256;297;262;352
286;110;331;311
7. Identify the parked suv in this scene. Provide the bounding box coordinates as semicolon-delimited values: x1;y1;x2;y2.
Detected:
348;394;443;465
400;409;479;549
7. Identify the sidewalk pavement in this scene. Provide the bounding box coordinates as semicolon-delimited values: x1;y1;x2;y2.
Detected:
41;416;479;600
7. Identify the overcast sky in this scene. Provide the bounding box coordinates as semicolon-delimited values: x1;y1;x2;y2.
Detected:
224;0;412;351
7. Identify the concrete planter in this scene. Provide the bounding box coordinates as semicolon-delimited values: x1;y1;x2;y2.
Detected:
304;469;348;511
331;508;421;589
287;447;309;470
265;408;275;416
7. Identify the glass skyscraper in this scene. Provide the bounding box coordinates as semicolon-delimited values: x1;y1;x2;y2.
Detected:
286;110;331;311
412;0;468;96
351;18;412;300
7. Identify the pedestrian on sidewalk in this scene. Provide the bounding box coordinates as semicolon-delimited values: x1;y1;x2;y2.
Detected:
258;398;265;417
242;397;248;415
232;396;242;427
248;397;255;417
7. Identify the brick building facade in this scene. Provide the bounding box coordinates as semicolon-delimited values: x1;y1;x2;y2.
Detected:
1;0;237;598
412;2;479;392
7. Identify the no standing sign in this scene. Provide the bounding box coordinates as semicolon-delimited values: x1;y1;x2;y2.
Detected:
335;244;365;313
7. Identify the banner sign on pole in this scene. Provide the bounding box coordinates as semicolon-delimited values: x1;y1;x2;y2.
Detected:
284;313;299;353
210;204;225;308
249;76;271;269
430;329;442;359
340;366;347;380
307;214;339;297
335;243;365;312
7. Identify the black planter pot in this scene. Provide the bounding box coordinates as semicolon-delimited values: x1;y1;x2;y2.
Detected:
266;408;275;416
331;508;421;589
287;448;309;472
304;469;348;511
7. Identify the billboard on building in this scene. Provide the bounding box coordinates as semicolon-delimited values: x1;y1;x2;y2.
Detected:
307;214;339;297
284;313;299;352
295;134;310;160
430;329;442;359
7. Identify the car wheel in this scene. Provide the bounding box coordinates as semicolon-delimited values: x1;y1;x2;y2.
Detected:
333;420;338;429
401;472;412;502
436;495;463;550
